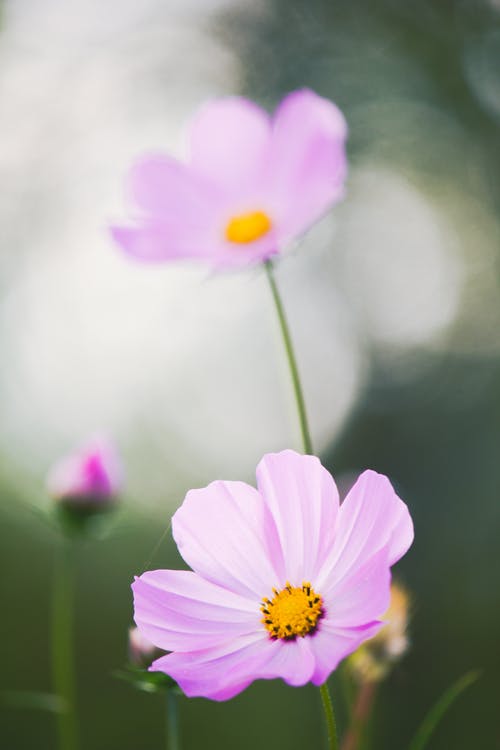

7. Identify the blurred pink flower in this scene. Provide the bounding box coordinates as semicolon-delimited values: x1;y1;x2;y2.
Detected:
348;580;411;683
132;450;413;701
47;435;122;507
111;90;347;269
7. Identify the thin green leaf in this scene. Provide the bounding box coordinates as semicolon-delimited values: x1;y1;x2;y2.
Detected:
408;670;480;750
113;666;180;695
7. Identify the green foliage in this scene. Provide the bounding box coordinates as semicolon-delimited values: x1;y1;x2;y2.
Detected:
408;671;480;750
114;666;180;696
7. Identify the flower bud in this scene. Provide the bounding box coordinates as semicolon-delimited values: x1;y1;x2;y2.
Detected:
128;627;162;669
47;436;122;532
347;582;411;683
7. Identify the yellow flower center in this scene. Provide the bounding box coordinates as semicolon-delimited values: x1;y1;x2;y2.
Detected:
225;210;272;244
261;582;324;640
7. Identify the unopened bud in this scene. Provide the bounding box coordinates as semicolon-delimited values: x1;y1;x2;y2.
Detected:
128;626;163;669
47;436;122;533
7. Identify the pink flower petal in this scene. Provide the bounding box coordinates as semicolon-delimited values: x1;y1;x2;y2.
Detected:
309;620;383;686
113;155;280;266
151;632;316;700
110;222;213;263
112;155;235;263
150;634;266;700
317;470;413;594
323;547;391;625
267;88;348;241
211;228;279;269
172;480;281;599
255;450;339;585
126;154;220;221
255;636;315;687
188;98;271;192
132;570;258;652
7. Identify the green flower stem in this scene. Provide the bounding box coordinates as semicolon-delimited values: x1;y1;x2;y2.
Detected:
51;538;78;750
320;682;340;750
265;259;338;749
264;260;313;455
166;689;180;750
340;681;376;750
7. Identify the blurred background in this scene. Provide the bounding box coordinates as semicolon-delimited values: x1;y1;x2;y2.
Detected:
0;0;499;747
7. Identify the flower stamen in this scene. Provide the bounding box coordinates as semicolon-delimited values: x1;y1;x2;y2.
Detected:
261;581;324;640
225;210;272;244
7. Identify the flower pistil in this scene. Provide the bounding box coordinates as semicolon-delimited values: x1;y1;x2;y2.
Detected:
261;581;324;640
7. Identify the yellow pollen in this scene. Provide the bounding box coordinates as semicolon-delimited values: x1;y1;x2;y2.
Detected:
225;210;272;244
261;582;324;641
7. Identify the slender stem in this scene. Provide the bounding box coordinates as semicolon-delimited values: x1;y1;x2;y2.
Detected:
166;689;180;750
320;683;339;750
340;682;376;750
338;663;356;725
264;260;313;455
51;538;78;750
266;259;338;748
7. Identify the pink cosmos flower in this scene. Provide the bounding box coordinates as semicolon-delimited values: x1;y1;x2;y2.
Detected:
132;450;413;701
111;89;347;269
47;435;122;507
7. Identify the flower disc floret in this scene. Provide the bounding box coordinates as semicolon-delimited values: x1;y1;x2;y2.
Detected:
225;210;272;244
261;582;324;640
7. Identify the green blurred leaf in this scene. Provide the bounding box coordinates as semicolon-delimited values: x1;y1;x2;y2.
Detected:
114;666;180;695
408;670;480;750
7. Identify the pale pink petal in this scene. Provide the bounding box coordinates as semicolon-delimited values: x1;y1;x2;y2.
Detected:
317;470;413;593
255;450;339;585
113;154;235;263
126;154;220;221
267;89;347;241
132;570;259;652
112;199;278;269
153;620;379;698
188;98;271;192
309;550;391;683
255;636;315;686
309;620;382;686
151;632;316;700
172;480;281;599
110;222;214;263
207;680;255;702
150;634;266;700
210;228;279;269
322;547;391;625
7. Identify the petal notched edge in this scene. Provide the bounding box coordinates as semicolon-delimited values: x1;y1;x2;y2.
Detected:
317;469;414;594
255;449;340;584
188;96;271;190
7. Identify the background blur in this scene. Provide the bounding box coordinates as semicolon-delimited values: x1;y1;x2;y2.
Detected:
1;0;499;747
